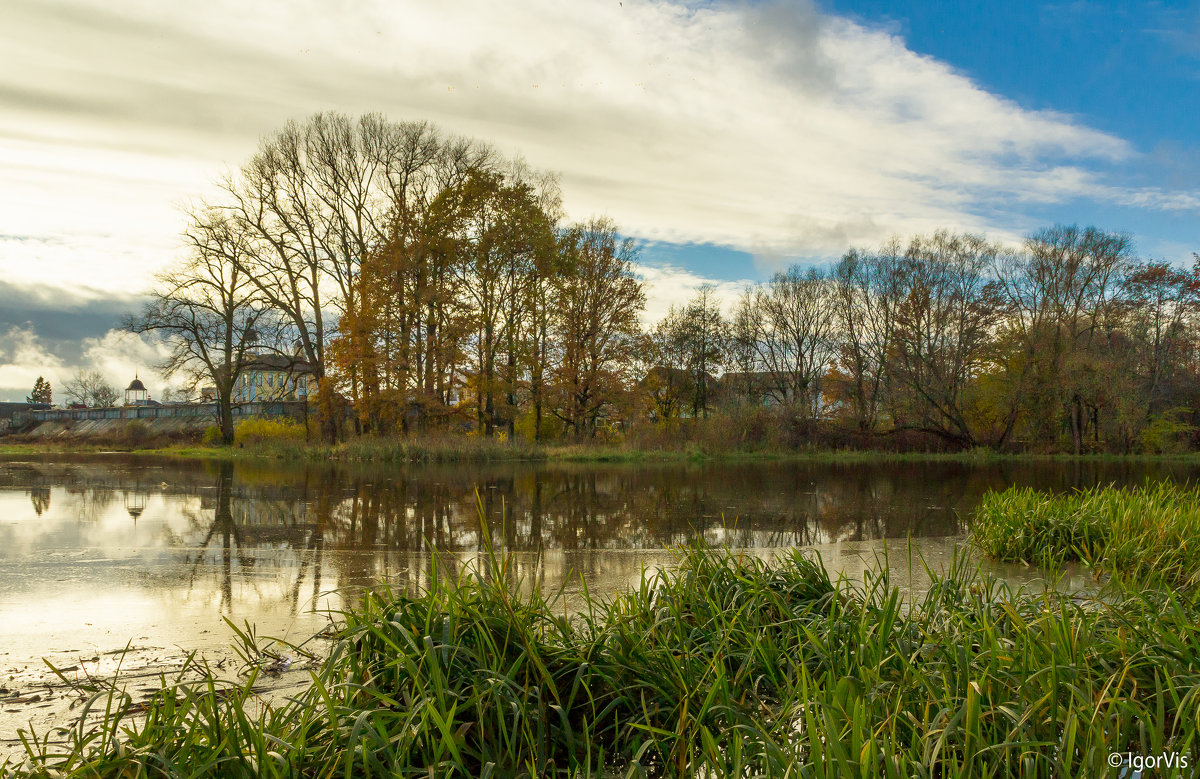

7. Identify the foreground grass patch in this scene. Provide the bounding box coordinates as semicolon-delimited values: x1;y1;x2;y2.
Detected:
10;538;1199;778
972;481;1200;589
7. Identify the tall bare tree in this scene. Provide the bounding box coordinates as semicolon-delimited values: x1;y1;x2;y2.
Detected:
126;210;272;444
830;243;901;432
737;266;834;415
888;231;1002;447
215;113;493;438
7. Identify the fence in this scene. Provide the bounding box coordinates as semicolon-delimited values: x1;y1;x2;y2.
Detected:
11;401;308;429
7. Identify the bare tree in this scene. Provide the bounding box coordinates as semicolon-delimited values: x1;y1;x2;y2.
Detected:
739;266;834;416
126;210;273;444
680;285;726;418
830;243;901;432
647;305;694;422
62;370;119;408
888;231;1002;447
217;114;495;438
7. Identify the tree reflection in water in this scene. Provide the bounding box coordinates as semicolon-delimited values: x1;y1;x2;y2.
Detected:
6;454;1197;618
29;486;50;516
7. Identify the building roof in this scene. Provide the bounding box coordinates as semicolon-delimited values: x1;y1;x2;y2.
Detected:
242;353;315;373
127;377;147;391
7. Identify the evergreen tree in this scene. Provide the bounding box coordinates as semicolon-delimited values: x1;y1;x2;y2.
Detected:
27;376;52;404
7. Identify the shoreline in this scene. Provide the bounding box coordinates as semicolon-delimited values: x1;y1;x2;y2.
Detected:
8;539;1196;777
4;439;1200;466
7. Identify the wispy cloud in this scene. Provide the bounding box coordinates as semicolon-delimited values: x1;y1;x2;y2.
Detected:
0;326;64;400
637;264;754;323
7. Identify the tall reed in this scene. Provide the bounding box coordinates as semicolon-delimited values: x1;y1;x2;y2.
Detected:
972;481;1200;589
11;535;1199;777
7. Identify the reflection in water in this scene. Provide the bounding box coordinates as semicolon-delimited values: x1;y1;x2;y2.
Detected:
29;486;50;516
3;455;1199;608
1;454;1198;673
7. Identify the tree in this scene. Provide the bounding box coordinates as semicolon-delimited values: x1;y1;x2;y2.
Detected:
830;244;901;432
445;170;556;437
885;231;1004;447
992;225;1133;453
646;305;694;422
126;210;273;445
63;370;119;408
679;285;725;418
219;113;495;439
1121;260;1200;415
550;218;646;438
27;376;51;404
325;159;558;437
737;266;834;416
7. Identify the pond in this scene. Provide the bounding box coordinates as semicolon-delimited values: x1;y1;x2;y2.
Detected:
2;453;1197;746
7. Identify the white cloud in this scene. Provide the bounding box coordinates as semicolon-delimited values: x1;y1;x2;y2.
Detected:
0;324;167;403
0;0;1193;298
79;330;170;396
0;326;64;398
636;263;752;323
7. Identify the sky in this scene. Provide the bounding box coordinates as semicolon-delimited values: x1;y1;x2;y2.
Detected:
1;0;1197;401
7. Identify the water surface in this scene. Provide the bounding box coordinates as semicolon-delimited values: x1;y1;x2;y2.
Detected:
2;454;1195;744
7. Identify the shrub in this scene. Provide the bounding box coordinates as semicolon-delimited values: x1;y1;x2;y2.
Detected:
121;419;150;446
201;425;223;446
233;416;306;446
1140;408;1196;454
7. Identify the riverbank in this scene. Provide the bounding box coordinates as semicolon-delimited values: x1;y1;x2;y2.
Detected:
6;436;1200;466
9;538;1197;777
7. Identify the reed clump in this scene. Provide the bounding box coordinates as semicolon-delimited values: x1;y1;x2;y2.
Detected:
11;540;1200;777
315;435;548;464
972;481;1200;589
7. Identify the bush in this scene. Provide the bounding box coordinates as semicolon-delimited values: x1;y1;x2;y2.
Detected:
233;416;306;446
121;419;150;446
1140;409;1195;454
201;425;223;446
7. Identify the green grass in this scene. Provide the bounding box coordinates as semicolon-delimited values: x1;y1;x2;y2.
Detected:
9;530;1199;777
972;481;1200;590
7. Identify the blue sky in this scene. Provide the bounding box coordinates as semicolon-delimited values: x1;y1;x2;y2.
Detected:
825;1;1200;255
821;1;1198;149
1;0;1198;399
639;0;1200;280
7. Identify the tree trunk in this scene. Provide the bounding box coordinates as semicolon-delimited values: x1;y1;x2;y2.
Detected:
318;378;338;444
1070;395;1083;455
219;388;235;445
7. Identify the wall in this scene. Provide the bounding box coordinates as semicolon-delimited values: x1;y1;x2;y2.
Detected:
8;401;309;439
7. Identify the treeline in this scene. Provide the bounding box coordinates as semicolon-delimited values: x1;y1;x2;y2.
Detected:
134;112;1199;453
131;113;645;443
651;228;1200;454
